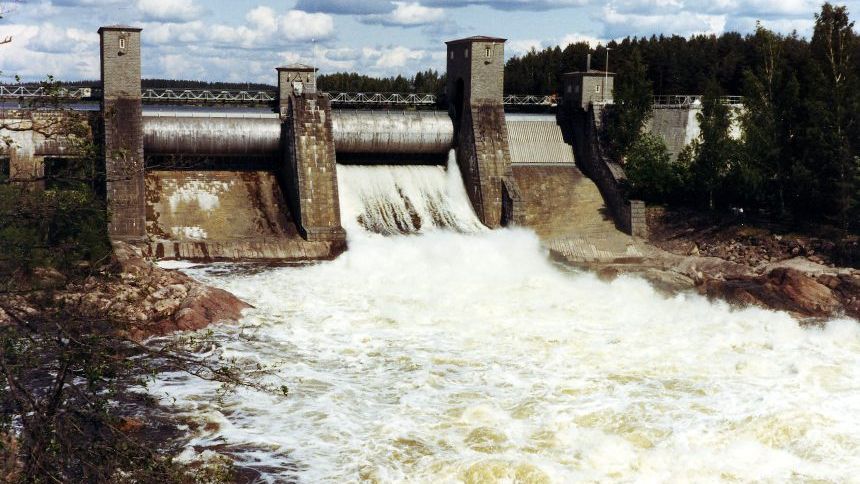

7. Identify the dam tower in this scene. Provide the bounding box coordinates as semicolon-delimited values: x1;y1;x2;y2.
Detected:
99;25;146;241
446;36;522;228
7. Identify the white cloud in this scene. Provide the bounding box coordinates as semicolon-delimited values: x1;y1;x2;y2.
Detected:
279;10;335;41
559;33;604;48
364;2;445;26
388;2;445;25
136;0;203;23
603;5;727;37
246;6;278;33
25;23;99;54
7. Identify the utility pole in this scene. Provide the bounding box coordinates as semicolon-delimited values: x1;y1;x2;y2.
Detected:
312;38;317;86
603;47;612;102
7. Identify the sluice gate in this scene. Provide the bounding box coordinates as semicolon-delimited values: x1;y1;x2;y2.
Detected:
142;110;454;157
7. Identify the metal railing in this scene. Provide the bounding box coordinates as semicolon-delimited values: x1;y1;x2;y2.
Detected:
0;85;98;99
653;95;743;107
2;84;567;108
325;92;437;105
141;89;276;103
504;94;557;106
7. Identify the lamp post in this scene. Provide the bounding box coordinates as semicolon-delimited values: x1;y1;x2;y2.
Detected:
603;47;612;102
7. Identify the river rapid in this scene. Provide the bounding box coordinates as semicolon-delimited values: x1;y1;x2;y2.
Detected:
151;157;860;483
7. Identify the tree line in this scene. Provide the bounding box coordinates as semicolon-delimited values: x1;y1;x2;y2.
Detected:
612;3;859;234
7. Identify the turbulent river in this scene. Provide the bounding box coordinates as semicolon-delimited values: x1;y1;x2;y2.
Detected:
152;154;860;483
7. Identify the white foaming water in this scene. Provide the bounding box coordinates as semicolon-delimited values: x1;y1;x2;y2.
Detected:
336;151;486;235
149;160;860;483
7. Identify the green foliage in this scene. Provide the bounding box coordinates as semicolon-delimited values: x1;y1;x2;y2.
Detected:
605;47;653;157
624;133;681;203
0;300;259;483
317;69;446;96
688;82;743;209
0;186;111;279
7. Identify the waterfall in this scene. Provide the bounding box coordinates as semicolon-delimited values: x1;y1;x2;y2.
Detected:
336;150;485;236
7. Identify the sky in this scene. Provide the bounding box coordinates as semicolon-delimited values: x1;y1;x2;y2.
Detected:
0;0;857;83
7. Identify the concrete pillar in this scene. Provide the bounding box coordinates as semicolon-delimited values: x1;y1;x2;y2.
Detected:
445;36;521;228
99;25;146;241
278;65;346;246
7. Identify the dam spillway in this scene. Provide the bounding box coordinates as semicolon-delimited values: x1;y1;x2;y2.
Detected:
141;109;454;157
337;151;485;235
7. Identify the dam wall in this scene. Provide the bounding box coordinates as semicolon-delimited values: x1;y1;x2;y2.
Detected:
0;110;95;189
5;26;644;262
647;103;744;161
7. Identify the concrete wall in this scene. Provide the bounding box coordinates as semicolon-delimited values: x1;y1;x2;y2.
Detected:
0;110;94;188
560;103;648;238
647;105;744;161
144;170;333;261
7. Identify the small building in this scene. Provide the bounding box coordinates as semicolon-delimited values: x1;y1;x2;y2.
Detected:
562;70;615;111
276;64;317;97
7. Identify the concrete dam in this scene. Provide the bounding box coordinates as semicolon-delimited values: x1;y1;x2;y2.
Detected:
1;27;650;262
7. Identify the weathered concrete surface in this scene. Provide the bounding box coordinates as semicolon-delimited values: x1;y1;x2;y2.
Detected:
511;162;645;265
647;106;744;161
560;105;648;238
282;94;347;244
0;111;92;187
145;170;335;261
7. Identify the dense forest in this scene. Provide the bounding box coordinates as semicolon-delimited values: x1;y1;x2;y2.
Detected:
612;3;859;234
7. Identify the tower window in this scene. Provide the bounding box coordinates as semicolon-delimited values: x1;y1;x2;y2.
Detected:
119;38;126;49
464;48;469;58
485;46;491;57
450;51;454;60
595;85;600;93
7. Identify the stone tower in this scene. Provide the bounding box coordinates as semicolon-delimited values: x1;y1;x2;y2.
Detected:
99;25;146;241
446;36;506;108
445;36;522;228
277;64;317;118
277;64;346;247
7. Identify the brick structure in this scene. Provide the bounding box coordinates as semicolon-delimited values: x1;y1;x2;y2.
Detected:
99;25;146;241
279;65;346;245
446;36;523;228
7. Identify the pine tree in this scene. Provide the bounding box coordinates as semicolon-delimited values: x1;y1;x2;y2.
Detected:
811;3;858;230
605;47;653;158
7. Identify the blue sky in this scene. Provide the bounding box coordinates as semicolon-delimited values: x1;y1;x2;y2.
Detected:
0;0;855;83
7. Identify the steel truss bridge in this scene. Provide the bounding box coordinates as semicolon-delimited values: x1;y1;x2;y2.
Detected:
652;95;744;108
1;85;559;107
1;85;740;108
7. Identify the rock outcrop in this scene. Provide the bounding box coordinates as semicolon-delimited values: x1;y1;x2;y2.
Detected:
1;242;251;340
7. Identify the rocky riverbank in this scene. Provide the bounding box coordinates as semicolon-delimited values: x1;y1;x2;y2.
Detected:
576;208;860;321
0;241;250;339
